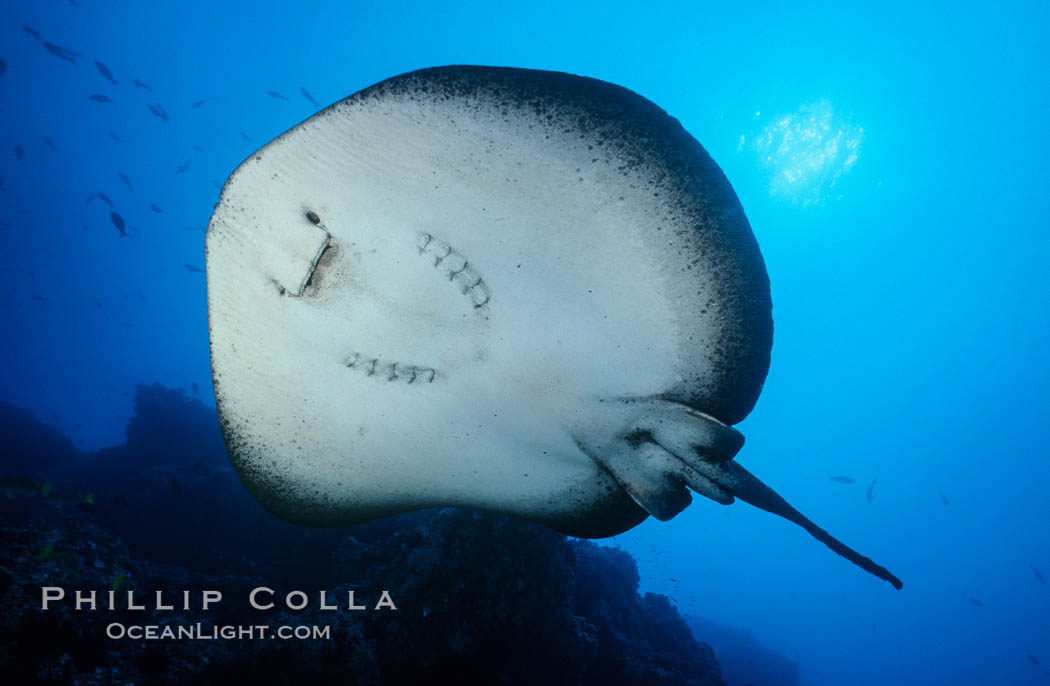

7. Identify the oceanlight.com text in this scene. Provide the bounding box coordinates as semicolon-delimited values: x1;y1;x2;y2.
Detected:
105;623;331;640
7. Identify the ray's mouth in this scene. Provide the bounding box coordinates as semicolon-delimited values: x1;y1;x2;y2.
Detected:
265;208;332;298
274;210;494;388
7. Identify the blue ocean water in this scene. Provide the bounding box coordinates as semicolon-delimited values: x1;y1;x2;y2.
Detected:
1;1;1047;684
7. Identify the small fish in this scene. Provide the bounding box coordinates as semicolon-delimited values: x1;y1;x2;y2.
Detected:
938;491;950;506
182;226;198;232
110;131;123;143
81;225;88;231
42;41;78;64
191;96;212;109
184;264;204;273
110;211;126;238
31;295;46;303
192;458;203;472
112;571;126;592
169;475;185;489
176;158;191;174
43;136;56;150
94;300;103;308
23;25;41;40
94;60;118;85
150;203;164;214
49;490;94;507
86;191;114;207
192;381;199;395
1030;653;1041;665
1032;564;1045;584
37;543;71;563
148;103;169;123
131;78;152;92
0;476;45;498
88;93;114;103
301;86;320;107
266;90;290;101
193;144;205;153
239;131;253;143
0;58;6;77
968;597;984;608
866;477;877;503
14;144;25;161
119;172;133;191
829;475;855;484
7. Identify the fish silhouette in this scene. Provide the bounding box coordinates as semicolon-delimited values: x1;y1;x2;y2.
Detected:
301;86;320;107
86;191;114;207
110;211;126;238
148;103;169;122
94;60;118;85
41;41;78;64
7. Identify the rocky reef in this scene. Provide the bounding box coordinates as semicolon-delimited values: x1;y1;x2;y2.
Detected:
0;384;725;685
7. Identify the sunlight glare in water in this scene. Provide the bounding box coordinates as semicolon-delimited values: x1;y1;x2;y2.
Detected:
742;100;863;206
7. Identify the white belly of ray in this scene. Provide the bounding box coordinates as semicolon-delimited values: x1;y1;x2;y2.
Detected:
208;94;685;523
207;67;904;589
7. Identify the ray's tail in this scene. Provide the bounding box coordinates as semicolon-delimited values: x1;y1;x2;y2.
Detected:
726;462;903;590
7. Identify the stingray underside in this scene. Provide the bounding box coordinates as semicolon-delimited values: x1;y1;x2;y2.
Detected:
206;65;773;536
